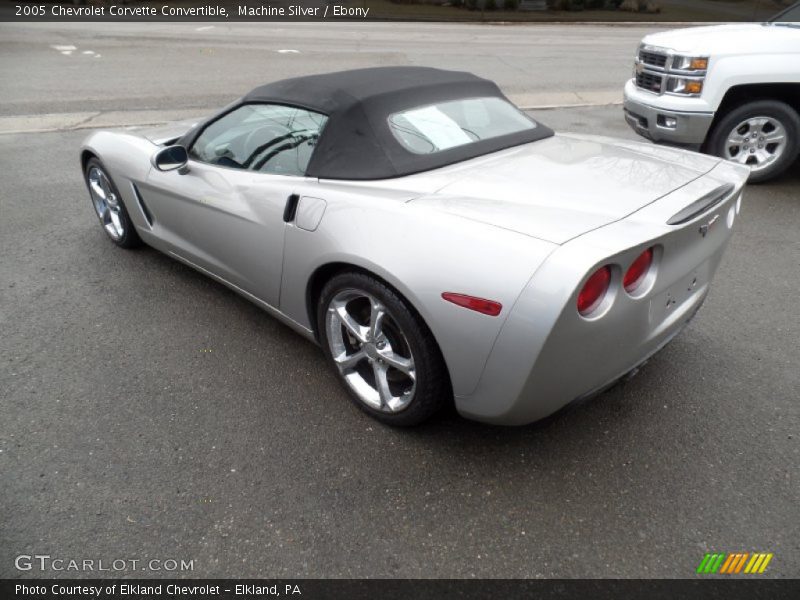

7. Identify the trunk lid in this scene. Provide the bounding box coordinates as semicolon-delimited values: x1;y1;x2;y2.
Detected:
409;133;721;244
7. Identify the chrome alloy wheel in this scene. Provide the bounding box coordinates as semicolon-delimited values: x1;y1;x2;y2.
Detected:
87;166;125;240
325;289;417;413
724;116;787;172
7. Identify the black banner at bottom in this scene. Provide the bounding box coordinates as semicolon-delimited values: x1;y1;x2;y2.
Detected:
2;579;800;600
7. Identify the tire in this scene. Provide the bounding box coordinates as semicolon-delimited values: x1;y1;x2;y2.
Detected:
706;100;800;184
84;158;142;248
317;271;450;426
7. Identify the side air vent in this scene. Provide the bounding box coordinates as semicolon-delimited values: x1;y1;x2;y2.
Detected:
130;182;154;227
667;184;735;226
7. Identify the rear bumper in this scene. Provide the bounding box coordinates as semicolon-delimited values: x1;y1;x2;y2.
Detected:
623;80;714;146
454;162;748;425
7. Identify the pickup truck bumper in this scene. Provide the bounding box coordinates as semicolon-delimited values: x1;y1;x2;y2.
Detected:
623;80;714;147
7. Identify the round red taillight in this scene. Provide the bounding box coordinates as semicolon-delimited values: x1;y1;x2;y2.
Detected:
577;265;612;316
623;247;654;294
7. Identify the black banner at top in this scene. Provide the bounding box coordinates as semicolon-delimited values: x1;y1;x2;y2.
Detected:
2;0;798;23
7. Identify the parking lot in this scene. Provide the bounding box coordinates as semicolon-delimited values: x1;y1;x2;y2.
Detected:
0;21;798;579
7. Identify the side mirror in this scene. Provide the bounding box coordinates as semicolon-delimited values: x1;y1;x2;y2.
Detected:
151;145;189;173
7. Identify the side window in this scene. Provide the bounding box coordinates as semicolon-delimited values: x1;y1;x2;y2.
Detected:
189;104;328;176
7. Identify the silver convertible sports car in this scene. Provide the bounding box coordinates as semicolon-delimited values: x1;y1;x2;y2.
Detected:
80;67;749;426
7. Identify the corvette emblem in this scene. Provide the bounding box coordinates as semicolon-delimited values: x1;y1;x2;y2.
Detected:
699;214;720;237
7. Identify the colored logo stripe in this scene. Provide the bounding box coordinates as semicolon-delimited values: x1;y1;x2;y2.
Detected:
697;553;773;574
734;553;750;573
720;553;748;574
697;553;726;573
719;554;737;574
744;553;773;574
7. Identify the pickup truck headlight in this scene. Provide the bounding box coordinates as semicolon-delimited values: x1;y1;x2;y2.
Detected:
671;55;709;71
666;77;704;95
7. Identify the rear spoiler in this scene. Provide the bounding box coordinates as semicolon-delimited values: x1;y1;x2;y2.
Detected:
666;184;736;226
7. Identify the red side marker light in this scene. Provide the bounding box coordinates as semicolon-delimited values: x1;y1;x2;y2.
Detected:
577;265;611;316
624;247;654;294
442;293;502;316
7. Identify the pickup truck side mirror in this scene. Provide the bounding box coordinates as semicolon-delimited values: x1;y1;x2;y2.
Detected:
151;145;189;173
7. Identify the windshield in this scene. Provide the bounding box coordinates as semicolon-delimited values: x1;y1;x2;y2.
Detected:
388;97;538;155
769;1;800;25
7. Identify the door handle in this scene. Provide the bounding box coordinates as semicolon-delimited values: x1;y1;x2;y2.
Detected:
283;194;300;223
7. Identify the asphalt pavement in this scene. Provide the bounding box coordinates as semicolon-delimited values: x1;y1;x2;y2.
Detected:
0;22;798;579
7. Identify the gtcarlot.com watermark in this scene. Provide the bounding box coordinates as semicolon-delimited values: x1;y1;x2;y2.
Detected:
14;554;194;573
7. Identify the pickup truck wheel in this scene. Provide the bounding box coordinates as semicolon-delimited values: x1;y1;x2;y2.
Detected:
707;100;800;184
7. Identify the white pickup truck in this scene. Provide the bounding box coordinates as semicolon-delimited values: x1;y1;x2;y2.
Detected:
623;2;800;182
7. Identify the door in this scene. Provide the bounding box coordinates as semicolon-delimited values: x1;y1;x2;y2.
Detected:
139;103;329;307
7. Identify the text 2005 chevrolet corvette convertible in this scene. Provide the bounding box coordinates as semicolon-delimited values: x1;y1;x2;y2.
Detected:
80;67;749;426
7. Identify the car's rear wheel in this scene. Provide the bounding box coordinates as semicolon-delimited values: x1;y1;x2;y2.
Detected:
317;271;450;426
706;100;800;184
84;158;142;248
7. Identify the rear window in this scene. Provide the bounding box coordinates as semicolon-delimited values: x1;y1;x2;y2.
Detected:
388;96;538;155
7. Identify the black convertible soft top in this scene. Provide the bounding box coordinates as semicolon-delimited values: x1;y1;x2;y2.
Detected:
182;66;554;180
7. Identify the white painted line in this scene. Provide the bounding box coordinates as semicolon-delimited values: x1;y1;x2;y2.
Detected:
51;45;76;51
82;50;95;55
195;26;214;31
60;51;73;56
277;49;300;54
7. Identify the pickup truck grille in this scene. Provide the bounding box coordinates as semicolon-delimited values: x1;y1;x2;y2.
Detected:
636;71;664;94
639;49;669;69
633;45;707;98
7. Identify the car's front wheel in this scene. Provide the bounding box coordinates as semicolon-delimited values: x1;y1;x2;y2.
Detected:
706;100;800;184
317;271;450;426
84;158;142;248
